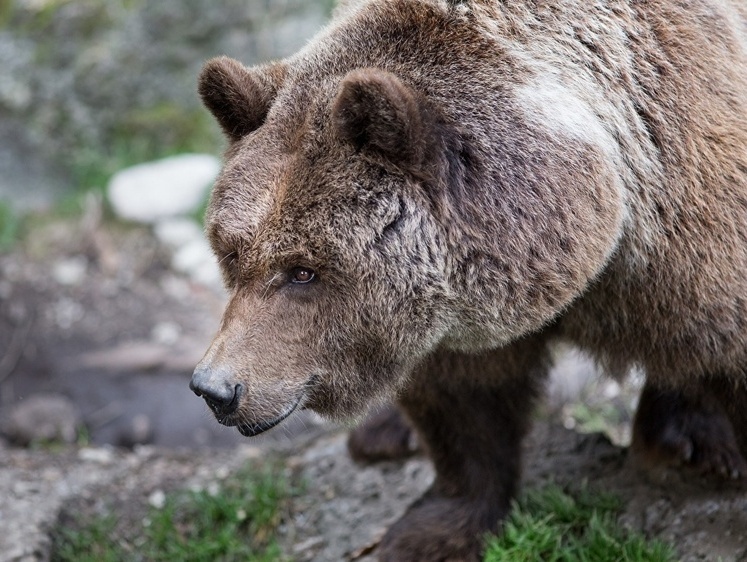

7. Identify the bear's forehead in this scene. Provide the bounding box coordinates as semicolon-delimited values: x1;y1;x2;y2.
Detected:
206;141;397;260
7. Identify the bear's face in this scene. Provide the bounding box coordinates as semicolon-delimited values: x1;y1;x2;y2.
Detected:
193;58;454;434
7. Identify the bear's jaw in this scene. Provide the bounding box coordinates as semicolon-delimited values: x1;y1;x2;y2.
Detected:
234;394;305;437
214;388;308;437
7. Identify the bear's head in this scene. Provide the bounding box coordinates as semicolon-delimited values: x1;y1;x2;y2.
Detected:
190;56;458;435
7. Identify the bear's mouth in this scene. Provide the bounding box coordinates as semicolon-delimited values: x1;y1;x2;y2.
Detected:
226;393;305;437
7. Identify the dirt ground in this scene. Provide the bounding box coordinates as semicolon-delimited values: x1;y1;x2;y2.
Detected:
1;214;746;561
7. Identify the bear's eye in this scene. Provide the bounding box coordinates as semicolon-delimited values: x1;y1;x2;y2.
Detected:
290;267;316;284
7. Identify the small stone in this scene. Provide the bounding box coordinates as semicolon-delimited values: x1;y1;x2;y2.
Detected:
78;447;115;465
602;380;621;399
107;154;219;224
148;489;166;509
207;482;220;497
52;256;88;286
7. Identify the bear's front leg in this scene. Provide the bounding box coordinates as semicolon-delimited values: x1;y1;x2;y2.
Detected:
378;335;550;562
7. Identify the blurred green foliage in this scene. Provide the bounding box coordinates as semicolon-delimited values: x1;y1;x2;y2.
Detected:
0;200;21;252
0;0;335;215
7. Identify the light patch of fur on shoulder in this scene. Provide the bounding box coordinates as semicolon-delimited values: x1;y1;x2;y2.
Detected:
515;73;631;246
515;75;618;160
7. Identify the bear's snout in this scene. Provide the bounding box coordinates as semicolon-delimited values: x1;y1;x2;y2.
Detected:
189;365;242;418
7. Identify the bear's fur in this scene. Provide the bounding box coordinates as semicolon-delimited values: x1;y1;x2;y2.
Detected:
190;1;747;559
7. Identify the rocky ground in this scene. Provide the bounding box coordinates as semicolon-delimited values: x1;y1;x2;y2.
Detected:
0;208;746;562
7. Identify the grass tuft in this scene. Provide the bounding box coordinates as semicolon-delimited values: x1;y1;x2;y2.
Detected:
484;485;676;562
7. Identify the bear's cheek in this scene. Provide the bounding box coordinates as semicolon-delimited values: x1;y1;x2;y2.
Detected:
292;286;437;418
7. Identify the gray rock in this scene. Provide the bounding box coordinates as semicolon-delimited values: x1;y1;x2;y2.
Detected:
107;154;219;224
2;394;82;446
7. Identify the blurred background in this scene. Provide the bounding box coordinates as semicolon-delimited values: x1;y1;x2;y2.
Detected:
0;0;338;450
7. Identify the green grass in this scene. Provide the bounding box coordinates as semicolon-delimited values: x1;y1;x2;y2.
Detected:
484;486;676;562
52;466;291;562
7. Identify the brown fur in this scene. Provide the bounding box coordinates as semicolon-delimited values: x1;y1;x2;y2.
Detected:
191;1;747;559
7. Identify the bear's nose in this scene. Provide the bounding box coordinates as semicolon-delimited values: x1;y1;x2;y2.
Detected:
190;366;241;415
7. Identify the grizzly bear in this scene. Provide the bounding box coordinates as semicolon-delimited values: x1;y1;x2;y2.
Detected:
190;0;747;560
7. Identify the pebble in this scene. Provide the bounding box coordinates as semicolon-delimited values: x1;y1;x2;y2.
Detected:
78;447;115;465
148;489;166;509
52;256;88;286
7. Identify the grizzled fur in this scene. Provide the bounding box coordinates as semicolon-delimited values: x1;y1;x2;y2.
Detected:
192;1;747;560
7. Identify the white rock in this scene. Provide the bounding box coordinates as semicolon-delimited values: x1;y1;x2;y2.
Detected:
154;217;204;249
172;238;213;274
171;238;223;289
52;256;88;286
107;154;220;223
190;259;223;289
148;489;166;509
78;447;115;465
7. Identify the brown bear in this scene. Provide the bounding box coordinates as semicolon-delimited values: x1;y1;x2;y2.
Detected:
190;0;747;560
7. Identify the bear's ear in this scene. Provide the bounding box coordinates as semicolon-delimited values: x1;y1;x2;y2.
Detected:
198;56;285;142
332;69;428;169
